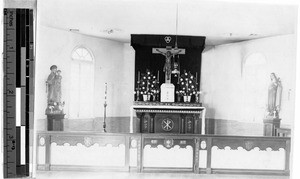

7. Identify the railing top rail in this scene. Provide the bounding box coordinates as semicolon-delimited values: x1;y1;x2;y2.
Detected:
36;131;141;137
36;131;290;141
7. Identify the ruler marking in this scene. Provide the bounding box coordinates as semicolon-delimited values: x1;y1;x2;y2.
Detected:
3;8;16;178
21;47;26;87
16;10;20;88
21;88;26;126
26;60;30;77
27;10;34;176
4;8;34;178
5;10;17;179
20;9;26;47
16;88;21;126
20;126;26;165
16;127;21;172
26;26;29;59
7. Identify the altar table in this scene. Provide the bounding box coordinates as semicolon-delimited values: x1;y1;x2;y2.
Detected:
130;102;206;134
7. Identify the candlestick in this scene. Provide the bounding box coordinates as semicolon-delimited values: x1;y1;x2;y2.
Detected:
157;70;159;82
196;72;198;84
104;83;107;99
138;71;140;82
103;82;107;132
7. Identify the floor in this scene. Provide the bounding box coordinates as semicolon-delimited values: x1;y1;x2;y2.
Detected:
36;171;289;179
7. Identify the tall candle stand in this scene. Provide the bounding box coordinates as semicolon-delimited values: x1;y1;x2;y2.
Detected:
103;83;107;132
136;71;141;101
195;72;200;103
136;80;141;101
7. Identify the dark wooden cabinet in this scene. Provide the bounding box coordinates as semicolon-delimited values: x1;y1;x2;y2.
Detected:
132;101;206;134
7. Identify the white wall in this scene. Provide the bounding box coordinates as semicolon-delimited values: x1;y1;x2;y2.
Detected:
93;43;135;118
35;25;135;121
201;34;296;127
36;25;296;129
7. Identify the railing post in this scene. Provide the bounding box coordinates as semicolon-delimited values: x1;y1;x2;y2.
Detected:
36;134;39;171
285;139;291;174
206;137;212;174
136;134;142;172
193;137;200;173
125;136;130;171
44;134;51;171
140;135;144;172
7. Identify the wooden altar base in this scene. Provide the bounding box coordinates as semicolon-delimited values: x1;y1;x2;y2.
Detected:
130;101;206;134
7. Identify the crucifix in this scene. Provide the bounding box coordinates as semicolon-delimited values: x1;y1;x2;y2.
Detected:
152;47;185;83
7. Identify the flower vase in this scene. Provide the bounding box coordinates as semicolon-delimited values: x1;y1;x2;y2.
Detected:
184;95;191;102
143;94;147;101
143;94;151;101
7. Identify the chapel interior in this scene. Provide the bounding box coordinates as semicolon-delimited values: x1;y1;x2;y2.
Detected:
7;0;298;178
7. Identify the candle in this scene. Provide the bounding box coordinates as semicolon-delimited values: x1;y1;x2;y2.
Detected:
138;71;140;81
157;70;159;81
196;72;198;83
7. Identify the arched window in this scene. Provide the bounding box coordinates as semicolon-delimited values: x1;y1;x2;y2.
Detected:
71;46;94;62
69;46;95;119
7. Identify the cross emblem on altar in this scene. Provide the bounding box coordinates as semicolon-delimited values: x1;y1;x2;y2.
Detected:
162;118;174;131
152;47;185;83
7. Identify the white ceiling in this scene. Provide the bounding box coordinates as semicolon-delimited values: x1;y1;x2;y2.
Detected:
37;0;298;46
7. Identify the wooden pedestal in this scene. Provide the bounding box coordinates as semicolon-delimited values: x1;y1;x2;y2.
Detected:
263;118;281;136
47;114;65;131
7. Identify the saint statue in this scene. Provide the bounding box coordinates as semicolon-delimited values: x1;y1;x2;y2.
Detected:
266;73;282;118
46;65;62;104
55;70;62;102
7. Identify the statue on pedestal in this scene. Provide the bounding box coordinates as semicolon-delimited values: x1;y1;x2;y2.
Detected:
45;65;64;114
46;65;58;103
266;73;282;118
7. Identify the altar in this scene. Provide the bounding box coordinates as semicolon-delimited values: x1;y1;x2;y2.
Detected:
130;102;206;134
130;34;206;135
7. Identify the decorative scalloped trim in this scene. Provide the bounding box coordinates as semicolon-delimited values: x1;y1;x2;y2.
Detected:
51;142;126;148
145;144;193;149
213;145;285;151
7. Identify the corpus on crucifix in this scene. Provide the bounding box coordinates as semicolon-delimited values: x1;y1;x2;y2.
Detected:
152;47;185;102
153;47;185;83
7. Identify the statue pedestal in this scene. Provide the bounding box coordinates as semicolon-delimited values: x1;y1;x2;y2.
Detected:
160;83;175;102
263;117;281;136
47;113;65;131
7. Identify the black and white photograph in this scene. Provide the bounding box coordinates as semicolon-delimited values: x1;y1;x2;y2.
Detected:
1;0;300;179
